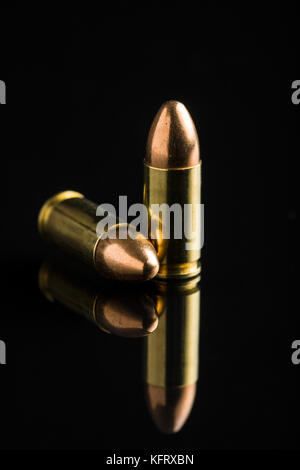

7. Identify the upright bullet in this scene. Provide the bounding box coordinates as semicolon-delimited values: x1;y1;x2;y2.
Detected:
39;258;159;338
144;277;200;433
144;101;201;279
38;191;159;282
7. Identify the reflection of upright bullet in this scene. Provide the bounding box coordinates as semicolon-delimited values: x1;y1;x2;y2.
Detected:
144;101;201;279
144;277;200;433
39;258;159;338
38;191;159;282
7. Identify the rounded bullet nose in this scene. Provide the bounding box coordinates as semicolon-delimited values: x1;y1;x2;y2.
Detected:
95;225;159;282
146;383;197;434
143;247;160;281
94;294;159;338
145;100;200;169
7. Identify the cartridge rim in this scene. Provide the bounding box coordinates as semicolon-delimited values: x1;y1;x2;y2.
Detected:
38;190;84;237
156;261;201;280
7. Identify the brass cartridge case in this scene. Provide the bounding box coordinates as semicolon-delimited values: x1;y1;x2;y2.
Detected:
38;191;159;282
144;276;200;433
144;165;201;279
144;100;202;279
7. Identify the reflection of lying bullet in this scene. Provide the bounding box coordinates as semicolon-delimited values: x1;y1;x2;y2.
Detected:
144;101;201;279
39;258;159;338
38;191;159;282
144;277;200;433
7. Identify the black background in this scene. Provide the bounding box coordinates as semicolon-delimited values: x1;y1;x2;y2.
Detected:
0;3;297;452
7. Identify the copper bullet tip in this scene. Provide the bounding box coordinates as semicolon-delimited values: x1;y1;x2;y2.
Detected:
95;226;159;282
146;383;197;434
145;100;200;169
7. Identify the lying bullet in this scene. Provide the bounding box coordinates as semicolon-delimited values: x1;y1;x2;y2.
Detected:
144;277;200;433
38;191;159;282
39;258;159;338
144;100;201;279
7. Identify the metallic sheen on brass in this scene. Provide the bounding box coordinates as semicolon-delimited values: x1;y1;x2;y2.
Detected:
144;100;201;279
39;259;159;338
38;191;159;282
144;276;200;433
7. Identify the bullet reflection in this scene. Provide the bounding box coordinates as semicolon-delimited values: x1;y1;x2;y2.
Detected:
39;258;159;338
39;257;200;434
144;276;200;434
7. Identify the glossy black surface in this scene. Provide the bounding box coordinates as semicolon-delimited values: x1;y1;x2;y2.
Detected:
0;5;296;451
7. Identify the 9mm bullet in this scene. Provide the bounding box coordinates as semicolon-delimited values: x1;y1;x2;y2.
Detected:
144;101;202;279
38;191;159;282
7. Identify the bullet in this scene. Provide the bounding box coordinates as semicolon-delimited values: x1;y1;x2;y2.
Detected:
39;258;159;338
38;191;159;282
144;277;200;433
144;100;201;279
